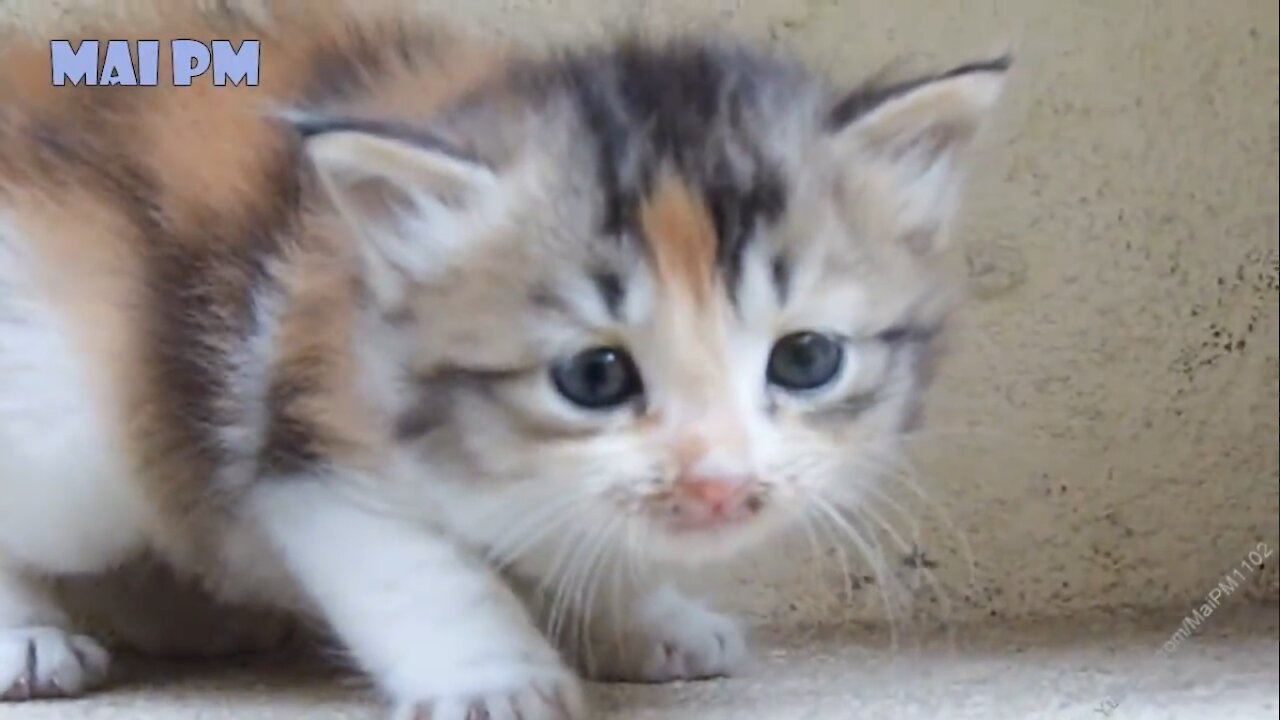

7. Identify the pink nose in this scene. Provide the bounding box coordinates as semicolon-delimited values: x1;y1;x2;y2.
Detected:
674;475;749;514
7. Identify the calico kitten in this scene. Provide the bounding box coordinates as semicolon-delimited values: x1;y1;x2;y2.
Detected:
0;2;1008;717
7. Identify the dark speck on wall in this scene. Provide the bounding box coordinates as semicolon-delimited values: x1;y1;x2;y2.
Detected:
902;546;939;570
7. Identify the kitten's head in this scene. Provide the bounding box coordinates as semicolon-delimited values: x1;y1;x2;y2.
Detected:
295;41;1008;566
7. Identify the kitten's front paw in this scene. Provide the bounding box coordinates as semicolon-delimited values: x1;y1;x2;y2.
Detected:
633;606;746;683
591;589;747;683
0;626;110;700
393;663;585;720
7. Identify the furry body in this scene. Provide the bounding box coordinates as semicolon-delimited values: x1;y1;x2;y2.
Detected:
0;3;1006;717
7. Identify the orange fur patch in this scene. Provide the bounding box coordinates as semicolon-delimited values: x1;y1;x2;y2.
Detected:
270;247;385;473
639;173;719;307
638;173;730;409
0;1;505;572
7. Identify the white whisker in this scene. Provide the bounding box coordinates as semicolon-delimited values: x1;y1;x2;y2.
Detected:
574;516;620;673
835;491;955;626
807;504;857;610
547;519;598;648
805;492;904;653
877;452;981;605
484;493;597;568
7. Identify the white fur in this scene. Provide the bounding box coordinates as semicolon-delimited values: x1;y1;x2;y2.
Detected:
213;284;284;493
0;215;144;698
621;586;746;682
249;479;585;718
577;583;747;682
0;217;149;574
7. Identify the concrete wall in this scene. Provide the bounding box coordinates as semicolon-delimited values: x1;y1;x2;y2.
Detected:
4;0;1277;625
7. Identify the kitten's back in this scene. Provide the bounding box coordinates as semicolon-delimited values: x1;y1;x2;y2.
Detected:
0;0;501;574
0;1;499;227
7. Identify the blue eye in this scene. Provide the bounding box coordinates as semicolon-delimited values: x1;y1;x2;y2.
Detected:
551;347;643;409
767;332;844;391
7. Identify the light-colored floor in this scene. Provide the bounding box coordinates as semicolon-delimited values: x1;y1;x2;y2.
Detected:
0;603;1274;720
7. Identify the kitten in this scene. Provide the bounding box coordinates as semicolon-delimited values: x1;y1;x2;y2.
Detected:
0;2;1008;717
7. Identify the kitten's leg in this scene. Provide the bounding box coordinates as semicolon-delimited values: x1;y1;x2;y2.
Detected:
536;579;747;684
0;562;110;701
252;480;585;720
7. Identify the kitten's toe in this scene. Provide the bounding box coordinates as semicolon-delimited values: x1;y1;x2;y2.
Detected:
637;606;746;682
588;590;747;683
393;663;586;720
0;626;111;700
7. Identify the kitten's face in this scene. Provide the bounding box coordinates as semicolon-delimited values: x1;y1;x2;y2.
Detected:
301;44;1006;565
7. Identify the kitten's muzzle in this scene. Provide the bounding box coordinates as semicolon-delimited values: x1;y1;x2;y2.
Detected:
655;474;765;532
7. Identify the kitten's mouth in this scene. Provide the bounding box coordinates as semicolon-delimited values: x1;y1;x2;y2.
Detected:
648;492;767;535
664;515;750;534
629;489;780;565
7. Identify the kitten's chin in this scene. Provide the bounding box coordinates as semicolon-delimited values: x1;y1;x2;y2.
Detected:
641;512;783;567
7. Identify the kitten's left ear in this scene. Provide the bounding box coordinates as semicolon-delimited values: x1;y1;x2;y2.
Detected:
828;57;1010;254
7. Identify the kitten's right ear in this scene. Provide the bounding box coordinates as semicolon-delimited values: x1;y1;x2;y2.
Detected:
289;115;498;307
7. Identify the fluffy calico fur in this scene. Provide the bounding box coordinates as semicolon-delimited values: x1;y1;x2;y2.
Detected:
0;2;1007;717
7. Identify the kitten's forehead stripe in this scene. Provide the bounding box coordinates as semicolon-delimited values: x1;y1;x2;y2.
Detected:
563;60;635;236
555;42;795;304
639;174;720;307
591;269;626;320
707;171;787;300
770;254;791;304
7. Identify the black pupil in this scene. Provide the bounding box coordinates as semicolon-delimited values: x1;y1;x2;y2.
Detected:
581;353;617;391
768;332;842;390
553;348;639;409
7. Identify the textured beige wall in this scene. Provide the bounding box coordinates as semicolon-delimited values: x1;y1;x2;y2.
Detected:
3;0;1277;625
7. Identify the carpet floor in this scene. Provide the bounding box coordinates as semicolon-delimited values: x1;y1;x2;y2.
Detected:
0;604;1275;719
